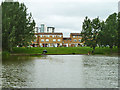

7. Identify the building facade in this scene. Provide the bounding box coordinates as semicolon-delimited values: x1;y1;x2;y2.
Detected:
47;27;55;33
35;24;55;33
33;24;84;47
32;33;84;47
40;24;47;33
34;33;63;47
63;38;72;47
70;33;83;47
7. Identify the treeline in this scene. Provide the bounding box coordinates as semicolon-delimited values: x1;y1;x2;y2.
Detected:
2;1;36;52
81;12;120;53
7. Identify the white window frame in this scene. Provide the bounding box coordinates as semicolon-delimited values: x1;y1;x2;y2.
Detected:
79;39;81;42
74;39;77;42
58;39;61;41
53;39;56;42
40;35;42;37
46;39;49;42
73;36;75;38
41;39;44;42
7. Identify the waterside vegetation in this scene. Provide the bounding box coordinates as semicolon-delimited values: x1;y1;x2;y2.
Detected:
10;47;118;55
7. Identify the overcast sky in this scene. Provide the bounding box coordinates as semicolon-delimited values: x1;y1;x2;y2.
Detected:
1;0;119;37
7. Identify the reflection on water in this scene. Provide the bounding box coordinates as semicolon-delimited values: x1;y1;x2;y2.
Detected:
2;55;118;88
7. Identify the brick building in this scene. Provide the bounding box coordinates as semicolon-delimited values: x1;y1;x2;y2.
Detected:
70;33;83;47
34;33;63;47
32;33;84;47
33;24;84;47
63;38;72;47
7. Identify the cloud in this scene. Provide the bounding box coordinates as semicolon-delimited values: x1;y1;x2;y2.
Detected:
0;0;118;37
18;0;118;3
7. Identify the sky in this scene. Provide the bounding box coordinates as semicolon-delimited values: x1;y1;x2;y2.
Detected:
1;0;119;37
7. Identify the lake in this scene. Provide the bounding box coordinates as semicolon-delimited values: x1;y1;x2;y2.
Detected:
1;55;118;88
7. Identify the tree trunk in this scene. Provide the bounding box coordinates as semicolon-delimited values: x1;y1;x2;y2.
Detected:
92;46;95;54
9;47;13;53
110;46;113;54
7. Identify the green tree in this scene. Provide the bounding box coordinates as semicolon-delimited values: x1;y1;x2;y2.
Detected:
2;1;35;52
81;16;101;53
103;13;117;52
97;21;106;47
118;12;120;50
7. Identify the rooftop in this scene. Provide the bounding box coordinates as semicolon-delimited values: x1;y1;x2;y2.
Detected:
35;33;63;35
70;33;81;36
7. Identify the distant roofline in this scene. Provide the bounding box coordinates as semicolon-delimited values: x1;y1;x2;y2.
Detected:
47;27;55;28
63;37;71;39
35;33;63;35
70;33;81;36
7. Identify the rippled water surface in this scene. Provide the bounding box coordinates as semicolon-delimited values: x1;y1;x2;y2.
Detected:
2;55;118;88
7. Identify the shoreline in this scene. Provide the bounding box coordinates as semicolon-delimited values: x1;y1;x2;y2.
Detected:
10;53;119;56
10;53;88;56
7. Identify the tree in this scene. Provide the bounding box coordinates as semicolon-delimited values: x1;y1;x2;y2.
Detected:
118;12;120;51
81;16;101;53
97;21;106;47
2;1;36;52
103;13;117;52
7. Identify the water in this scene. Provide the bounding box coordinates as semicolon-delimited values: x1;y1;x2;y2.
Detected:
2;55;118;88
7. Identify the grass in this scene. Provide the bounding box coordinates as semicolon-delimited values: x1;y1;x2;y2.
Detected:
2;51;10;57
11;47;118;55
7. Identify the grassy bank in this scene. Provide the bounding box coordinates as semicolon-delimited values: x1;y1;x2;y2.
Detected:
11;47;118;55
2;51;10;57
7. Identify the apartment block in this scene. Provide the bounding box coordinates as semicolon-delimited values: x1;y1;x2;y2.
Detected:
32;32;84;47
35;33;63;47
33;24;84;47
70;33;83;47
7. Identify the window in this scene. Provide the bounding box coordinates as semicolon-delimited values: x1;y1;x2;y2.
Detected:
41;39;44;42
52;35;54;37
58;39;61;41
79;39;81;42
73;36;75;38
74;39;77;42
46;35;50;37
40;35;42;37
57;35;61;37
46;39;49;42
53;39;56;41
34;40;36;42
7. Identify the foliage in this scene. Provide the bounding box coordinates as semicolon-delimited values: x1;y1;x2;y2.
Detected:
81;13;118;53
2;1;36;52
118;12;120;50
98;13;118;49
81;16;101;53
